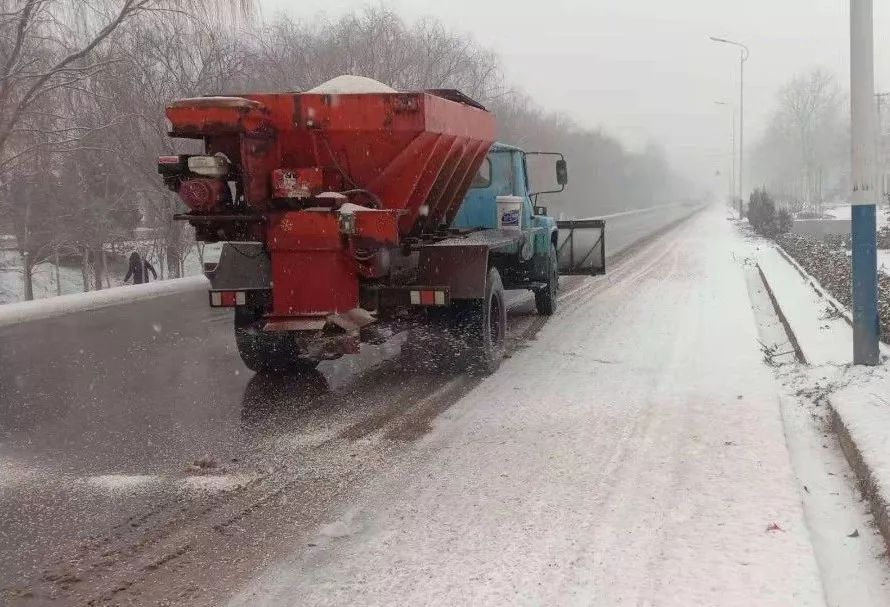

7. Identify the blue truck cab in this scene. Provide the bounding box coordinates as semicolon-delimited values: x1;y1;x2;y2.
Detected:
449;142;602;315
452;143;558;292
451;143;556;244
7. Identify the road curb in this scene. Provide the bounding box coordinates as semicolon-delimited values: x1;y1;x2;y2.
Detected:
755;262;807;365
828;403;890;556
756;251;890;557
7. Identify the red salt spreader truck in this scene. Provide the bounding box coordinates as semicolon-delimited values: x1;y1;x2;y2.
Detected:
159;84;605;374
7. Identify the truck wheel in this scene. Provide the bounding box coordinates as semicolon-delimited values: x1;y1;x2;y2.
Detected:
234;308;319;373
459;267;507;374
534;243;558;316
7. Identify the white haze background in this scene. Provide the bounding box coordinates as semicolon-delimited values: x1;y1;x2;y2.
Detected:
261;0;890;190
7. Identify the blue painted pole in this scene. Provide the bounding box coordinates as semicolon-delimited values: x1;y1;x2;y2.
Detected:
852;204;879;364
851;0;880;365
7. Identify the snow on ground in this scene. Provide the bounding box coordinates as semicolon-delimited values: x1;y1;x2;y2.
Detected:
755;245;855;366
230;209;828;606
180;474;254;493
824;205;853;221
823;203;890;228
85;474;160;492
832;370;890;502
751;236;890;604
0;242;220;304
745;256;890;605
0;249;85;304
583;201;692;221
754;240;890;553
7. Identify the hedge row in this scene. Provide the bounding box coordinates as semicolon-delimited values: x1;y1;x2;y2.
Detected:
776;233;890;343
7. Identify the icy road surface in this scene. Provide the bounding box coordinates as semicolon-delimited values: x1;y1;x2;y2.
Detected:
229;209;828;606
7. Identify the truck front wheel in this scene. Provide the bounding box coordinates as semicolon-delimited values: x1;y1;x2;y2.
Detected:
234;307;319;374
534;243;558;316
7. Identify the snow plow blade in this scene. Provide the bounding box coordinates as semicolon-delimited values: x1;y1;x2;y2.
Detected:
556;219;606;276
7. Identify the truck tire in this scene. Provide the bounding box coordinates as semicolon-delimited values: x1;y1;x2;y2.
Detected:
234;307;319;373
458;267;507;374
534;243;559;316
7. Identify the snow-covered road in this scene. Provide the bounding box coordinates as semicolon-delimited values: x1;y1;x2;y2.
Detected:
228;209;830;605
6;206;886;605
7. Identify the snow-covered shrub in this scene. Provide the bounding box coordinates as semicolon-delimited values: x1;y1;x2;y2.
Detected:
778;232;890;343
748;189;792;239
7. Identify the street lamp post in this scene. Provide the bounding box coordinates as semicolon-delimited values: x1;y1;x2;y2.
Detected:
851;0;880;365
710;36;749;210
715;100;737;213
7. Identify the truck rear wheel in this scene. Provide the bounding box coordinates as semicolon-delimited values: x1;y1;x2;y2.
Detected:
234;308;319;373
534;243;559;316
458;267;507;374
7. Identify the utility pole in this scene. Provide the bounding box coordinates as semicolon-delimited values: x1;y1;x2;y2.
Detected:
851;0;880;365
710;36;749;211
739;48;746;208
715;100;737;213
731;106;737;213
877;92;888;204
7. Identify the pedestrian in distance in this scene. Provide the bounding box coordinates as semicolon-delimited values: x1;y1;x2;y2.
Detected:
123;251;158;285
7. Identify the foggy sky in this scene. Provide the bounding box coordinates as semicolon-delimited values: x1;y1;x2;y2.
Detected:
259;0;890;194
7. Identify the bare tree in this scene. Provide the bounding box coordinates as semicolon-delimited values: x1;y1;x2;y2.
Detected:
751;68;847;210
91;12;248;277
0;0;251;299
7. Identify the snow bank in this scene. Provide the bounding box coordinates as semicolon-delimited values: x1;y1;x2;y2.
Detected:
307;75;396;94
581;201;692;221
752;236;890;555
0;275;208;328
755;244;855;365
823;203;889;228
826;366;890;561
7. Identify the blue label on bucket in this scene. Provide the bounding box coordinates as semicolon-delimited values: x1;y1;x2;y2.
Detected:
501;209;520;227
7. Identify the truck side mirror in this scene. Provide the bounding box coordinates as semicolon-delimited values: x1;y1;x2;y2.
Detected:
556;159;568;186
534;206;548;216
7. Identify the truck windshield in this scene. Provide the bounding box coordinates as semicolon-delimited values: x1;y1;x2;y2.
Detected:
470;156;492;188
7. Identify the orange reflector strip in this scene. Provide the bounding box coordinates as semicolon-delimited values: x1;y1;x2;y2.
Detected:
210;291;246;307
420;290;435;305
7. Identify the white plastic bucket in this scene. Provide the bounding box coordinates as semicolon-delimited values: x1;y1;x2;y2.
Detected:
496;195;523;231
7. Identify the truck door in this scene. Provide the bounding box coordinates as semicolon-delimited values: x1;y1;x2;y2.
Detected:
556;219;606;275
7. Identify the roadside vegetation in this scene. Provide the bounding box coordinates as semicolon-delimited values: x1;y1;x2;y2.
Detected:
746;188;793;238
776;232;890;343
